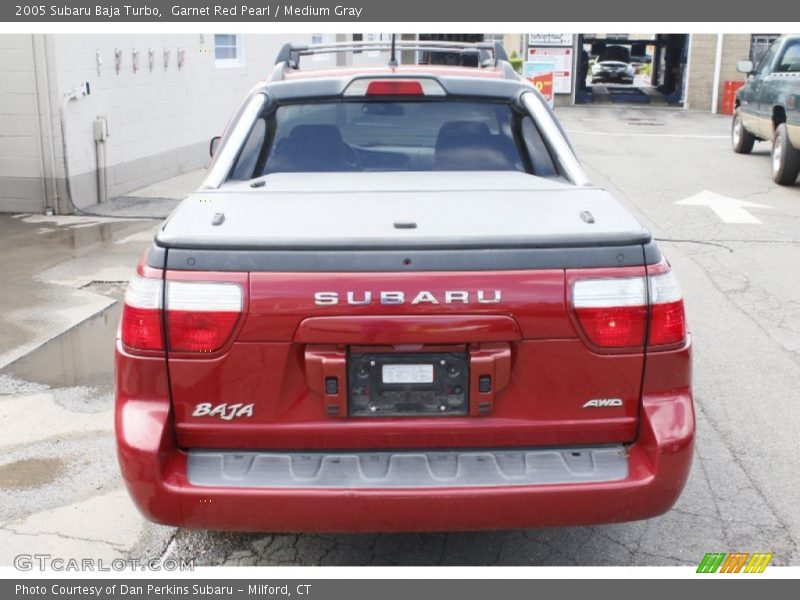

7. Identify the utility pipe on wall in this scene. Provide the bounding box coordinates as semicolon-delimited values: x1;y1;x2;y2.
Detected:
59;81;90;211
93;117;109;204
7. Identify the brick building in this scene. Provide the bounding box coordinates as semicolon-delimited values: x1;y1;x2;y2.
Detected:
684;34;754;111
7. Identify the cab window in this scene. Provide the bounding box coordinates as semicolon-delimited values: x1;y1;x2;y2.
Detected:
776;40;800;73
756;43;779;74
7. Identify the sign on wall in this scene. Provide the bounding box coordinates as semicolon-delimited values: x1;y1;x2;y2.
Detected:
523;60;555;106
527;47;573;94
528;34;574;47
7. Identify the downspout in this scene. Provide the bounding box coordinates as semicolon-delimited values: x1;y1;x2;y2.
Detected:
32;35;59;214
711;34;724;114
94;118;108;204
30;35;49;214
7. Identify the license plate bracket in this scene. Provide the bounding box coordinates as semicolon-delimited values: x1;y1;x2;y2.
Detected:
348;352;469;417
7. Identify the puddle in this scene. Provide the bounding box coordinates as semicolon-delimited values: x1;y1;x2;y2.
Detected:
0;302;121;393
81;281;128;298
0;434;118;522
0;457;64;489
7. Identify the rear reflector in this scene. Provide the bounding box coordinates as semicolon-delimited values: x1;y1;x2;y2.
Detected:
120;273;163;351
573;278;647;348
344;78;447;97
166;311;240;353
165;281;243;353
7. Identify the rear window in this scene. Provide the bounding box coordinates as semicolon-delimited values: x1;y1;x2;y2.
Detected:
229;101;557;178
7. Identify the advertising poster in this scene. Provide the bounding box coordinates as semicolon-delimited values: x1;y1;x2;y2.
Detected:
523;60;556;106
527;46;574;94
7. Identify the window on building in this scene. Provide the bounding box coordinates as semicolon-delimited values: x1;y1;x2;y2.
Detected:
214;34;244;68
776;40;800;73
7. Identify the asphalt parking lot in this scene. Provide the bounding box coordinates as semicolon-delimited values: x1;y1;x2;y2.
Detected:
0;105;798;567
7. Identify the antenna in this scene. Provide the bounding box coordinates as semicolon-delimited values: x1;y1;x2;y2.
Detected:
388;34;398;67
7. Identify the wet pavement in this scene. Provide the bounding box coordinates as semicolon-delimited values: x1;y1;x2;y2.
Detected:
1;107;799;567
0;213;171;565
0;458;64;491
0;214;155;369
3;301;121;401
83;168;206;219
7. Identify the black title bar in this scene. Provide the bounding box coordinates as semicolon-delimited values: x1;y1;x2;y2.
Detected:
4;579;798;599
3;0;799;22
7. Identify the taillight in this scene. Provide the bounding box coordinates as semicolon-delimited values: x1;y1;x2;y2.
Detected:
121;272;163;351
647;271;686;347
366;80;424;96
344;78;446;97
572;277;647;348
165;281;243;353
571;269;687;351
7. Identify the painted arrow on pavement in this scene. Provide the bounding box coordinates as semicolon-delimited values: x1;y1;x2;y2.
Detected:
674;190;772;224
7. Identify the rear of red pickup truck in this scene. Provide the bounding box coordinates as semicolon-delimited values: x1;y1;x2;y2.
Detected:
116;65;693;532
115;185;693;533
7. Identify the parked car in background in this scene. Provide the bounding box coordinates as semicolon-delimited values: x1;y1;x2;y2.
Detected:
591;45;635;84
602;45;632;63
592;60;635;84
732;34;800;185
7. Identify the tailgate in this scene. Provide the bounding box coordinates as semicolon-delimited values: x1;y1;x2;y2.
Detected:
166;265;649;450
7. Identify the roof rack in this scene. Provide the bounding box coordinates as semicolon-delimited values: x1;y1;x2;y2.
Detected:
274;39;511;71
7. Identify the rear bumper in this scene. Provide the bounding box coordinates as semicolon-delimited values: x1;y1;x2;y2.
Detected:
592;74;634;83
116;389;694;533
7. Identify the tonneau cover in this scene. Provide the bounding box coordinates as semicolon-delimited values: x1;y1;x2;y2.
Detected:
156;172;651;250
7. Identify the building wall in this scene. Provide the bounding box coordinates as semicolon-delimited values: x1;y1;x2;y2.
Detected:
0;35;49;213
686;34;758;113
52;33;319;211
686;34;719;111
0;33;317;214
502;34;524;58
715;34;751;113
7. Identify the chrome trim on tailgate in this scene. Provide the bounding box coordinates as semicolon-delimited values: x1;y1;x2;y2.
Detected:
187;446;628;489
